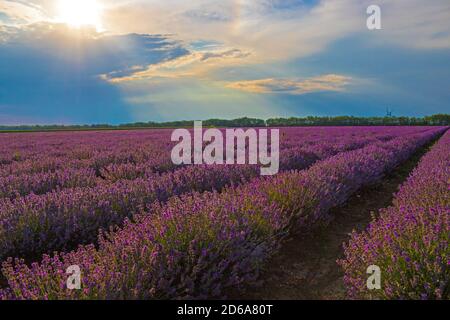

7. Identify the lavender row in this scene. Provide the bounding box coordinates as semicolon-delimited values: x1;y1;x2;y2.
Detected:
0;128;444;300
98;133;390;183
0;155;174;200
0;127;431;178
0;130;386;262
0;165;259;262
339;129;449;300
0;130;174;165
0;130;176;177
0;129;419;199
0;146;175;179
0;153;178;200
0;168;99;200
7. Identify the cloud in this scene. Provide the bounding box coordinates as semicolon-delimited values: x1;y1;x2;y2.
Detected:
184;8;232;22
102;47;251;83
0;21;190;124
6;1;449;64
0;0;45;24
1;0;449;123
0;22;189;68
226;74;351;94
375;0;450;50
99;0;450;62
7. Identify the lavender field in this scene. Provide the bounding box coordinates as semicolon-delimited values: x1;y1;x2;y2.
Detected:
0;126;448;300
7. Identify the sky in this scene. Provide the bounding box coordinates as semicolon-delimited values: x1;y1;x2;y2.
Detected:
0;0;449;125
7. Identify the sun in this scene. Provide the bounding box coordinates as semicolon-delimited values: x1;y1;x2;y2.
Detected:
56;0;103;31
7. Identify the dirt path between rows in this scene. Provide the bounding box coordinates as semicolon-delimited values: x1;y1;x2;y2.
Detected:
236;142;436;300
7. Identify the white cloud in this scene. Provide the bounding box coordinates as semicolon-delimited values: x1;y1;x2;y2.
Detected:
3;1;450;62
100;0;450;60
0;0;45;24
102;47;252;83
226;74;351;94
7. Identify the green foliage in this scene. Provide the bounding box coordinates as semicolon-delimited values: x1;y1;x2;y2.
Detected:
0;115;448;132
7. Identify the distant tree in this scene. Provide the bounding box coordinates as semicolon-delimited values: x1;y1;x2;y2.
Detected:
0;114;448;132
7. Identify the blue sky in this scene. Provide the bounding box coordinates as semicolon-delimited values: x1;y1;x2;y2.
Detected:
0;0;449;124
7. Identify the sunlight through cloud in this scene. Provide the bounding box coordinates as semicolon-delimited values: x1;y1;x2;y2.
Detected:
56;0;103;31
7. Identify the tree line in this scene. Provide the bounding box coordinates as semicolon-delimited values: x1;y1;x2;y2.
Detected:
0;114;448;131
266;114;450;127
